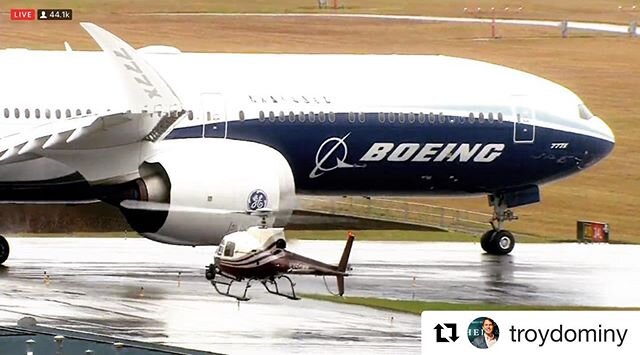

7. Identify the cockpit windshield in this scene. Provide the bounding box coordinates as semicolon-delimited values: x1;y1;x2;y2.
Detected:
578;104;594;120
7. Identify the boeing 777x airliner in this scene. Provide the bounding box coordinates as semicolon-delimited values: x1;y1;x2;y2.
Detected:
0;23;614;264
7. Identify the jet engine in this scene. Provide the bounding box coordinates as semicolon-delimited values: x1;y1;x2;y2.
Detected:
116;139;296;246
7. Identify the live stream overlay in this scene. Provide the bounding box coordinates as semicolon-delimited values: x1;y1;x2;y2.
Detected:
9;8;72;21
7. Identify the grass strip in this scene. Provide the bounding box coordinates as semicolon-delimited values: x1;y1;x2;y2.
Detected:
302;294;640;315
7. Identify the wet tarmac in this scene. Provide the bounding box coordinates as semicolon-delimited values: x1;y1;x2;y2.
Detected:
1;238;639;354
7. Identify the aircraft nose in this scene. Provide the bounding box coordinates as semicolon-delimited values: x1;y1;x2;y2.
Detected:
594;116;615;160
593;116;615;144
580;116;615;169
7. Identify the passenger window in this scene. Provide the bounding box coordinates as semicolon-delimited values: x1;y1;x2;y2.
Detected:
25;109;30;119
387;112;395;123
428;112;435;124
408;112;415;123
14;108;20;119
258;110;265;122
46;109;51;119
478;112;485;123
378;112;385;123
188;110;194;120
358;112;366;123
3;108;8;119
76;109;82;116
419;112;426;124
239;110;245;121
299;111;306;122
468;112;475;124
328;112;335;123
348;112;355;123
309;111;316;123
498;112;503;122
438;112;446;124
56;109;61;119
269;111;276;122
35;109;40;119
488;112;493;123
279;111;286;122
398;113;405;123
288;111;295;122
319;111;326;122
65;109;71;118
87;109;92;115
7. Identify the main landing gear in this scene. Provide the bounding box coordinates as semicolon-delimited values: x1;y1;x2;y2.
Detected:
481;195;518;256
0;235;9;265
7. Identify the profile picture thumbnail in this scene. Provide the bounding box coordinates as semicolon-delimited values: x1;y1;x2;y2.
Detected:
468;317;499;349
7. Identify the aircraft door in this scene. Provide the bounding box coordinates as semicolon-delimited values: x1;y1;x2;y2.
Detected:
512;96;535;143
200;93;226;138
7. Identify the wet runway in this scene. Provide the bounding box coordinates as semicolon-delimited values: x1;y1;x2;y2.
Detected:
294;240;640;308
1;238;639;354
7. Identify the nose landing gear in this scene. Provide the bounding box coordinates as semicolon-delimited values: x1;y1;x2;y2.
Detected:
481;229;515;255
481;194;520;255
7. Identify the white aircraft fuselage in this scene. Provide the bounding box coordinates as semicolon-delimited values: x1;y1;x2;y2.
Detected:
0;24;615;252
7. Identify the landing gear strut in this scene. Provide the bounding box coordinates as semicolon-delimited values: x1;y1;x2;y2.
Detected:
0;235;9;265
481;195;518;255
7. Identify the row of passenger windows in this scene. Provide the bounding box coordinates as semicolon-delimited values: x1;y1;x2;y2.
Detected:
238;111;505;124
3;107;506;125
3;108;92;119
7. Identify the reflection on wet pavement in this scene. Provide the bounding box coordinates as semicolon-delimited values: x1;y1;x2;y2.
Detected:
1;238;639;354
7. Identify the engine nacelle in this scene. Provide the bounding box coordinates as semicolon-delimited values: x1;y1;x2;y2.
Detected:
121;139;296;246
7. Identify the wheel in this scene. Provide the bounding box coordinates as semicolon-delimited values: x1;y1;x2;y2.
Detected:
0;235;9;265
480;230;496;254
489;230;515;255
205;264;216;280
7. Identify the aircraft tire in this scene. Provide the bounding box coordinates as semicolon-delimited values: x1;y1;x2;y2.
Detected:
480;230;496;254
0;235;9;265
489;230;515;255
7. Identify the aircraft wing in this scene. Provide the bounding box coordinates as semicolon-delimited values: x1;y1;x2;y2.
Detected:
0;110;184;163
0;23;184;166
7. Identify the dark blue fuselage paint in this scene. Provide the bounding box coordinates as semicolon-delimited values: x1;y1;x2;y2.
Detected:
166;113;613;196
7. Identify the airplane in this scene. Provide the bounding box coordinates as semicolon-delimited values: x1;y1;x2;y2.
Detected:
203;212;355;301
0;22;615;266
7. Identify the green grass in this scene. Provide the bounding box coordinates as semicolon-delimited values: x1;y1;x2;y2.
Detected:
303;294;640;314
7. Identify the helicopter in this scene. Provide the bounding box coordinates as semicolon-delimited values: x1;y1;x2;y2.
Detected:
119;200;355;301
205;215;355;301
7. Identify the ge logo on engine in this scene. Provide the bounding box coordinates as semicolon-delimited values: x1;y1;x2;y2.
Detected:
247;190;268;211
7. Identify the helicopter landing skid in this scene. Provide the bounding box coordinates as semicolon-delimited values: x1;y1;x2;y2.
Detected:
206;265;252;301
210;274;252;301
261;275;300;300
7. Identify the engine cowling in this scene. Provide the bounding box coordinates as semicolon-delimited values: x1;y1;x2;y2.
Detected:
120;139;296;246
